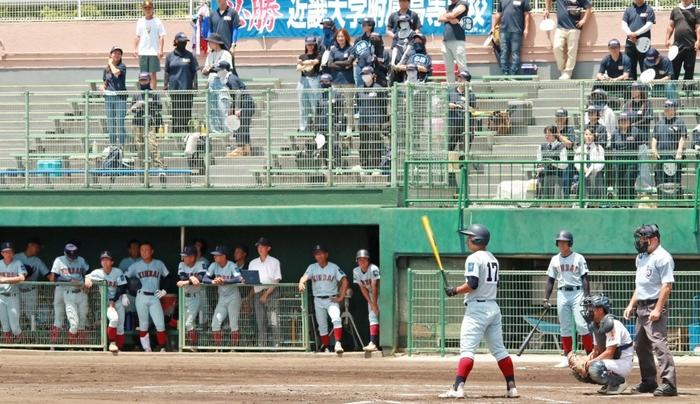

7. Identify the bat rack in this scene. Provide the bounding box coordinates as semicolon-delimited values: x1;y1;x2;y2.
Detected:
341;289;364;351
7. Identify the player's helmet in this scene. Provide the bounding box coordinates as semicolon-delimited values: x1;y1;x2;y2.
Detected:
634;224;660;253
127;276;142;297
459;224;490;246
555;230;574;247
581;293;610;322
356;249;370;260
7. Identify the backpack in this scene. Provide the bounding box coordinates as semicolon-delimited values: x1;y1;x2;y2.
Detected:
101;146;132;174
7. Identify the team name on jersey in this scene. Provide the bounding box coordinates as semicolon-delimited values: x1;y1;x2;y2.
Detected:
554;264;579;273
218;274;239;281
137;270;160;279
60;267;85;276
312;274;336;283
0;271;19;277
105;280;120;288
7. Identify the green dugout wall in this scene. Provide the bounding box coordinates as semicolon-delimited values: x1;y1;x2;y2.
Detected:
1;188;698;351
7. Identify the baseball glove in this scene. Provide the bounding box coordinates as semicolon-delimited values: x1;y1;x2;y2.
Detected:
567;352;588;378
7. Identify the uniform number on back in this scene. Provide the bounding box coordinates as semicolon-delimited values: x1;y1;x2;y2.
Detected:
486;262;499;284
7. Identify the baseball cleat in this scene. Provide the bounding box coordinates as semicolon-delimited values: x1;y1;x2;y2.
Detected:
334;341;344;355
597;384;609;394
363;341;377;352
108;342;118;352
554;358;569;368
505;387;519;398
630;382;658;394
653;383;677;397
144;348;152;352
607;382;628;395
438;388;464;399
155;344;166;353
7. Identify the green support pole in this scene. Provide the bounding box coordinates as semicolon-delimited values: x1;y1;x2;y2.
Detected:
83;90;90;188
24;92;30;189
302;289;310;352
265;89;272;187
144;90;151;188
407;268;413;356
390;85;398;186
101;283;107;351
205;89;211;188
178;287;184;352
440;270;446;357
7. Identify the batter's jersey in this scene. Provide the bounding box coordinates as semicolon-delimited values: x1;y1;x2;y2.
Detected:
178;262;205;294
88;268;127;300
0;259;28;293
118;257;141;271
304;261;346;297
463;250;500;303
51;256;89;292
352;264;380;294
546;252;589;287
635;245;674;300
126;259;169;293
14;253;49;282
597;319;634;362
206;261;242;297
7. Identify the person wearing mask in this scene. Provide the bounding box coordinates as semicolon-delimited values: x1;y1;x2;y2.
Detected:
297;35;322;133
208;0;241;76
394;33;432;83
624;81;655;189
353;17;376;87
666;0;700;80
447;71;477;152
438;0;469;83
355;67;389;172
357;32;390;88
574;129;606;200
612;111;642;200
164;32;199;133
492;0;531;76
128;72;166;170
536;125;568;202
319;18;336;74
622;0;655;80
389;14;417;86
201;33;232;134
215;61;256;157
99;46;127;146
651;99;686;198
386;0;422;43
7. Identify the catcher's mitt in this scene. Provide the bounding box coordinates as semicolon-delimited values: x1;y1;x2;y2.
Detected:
567;352;588;378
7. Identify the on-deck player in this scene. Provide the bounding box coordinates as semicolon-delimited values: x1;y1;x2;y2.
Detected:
352;249;380;352
440;224;518;399
86;251;128;352
0;242;28;344
177;246;206;350
298;245;348;355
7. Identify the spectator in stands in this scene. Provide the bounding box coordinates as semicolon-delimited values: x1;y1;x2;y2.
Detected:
447;71;477;151
612;111;642;200
553;108;579;196
355;67;389;171
217;61;256;157
492;0;531;76
129;72;166;170
544;0;592;80
319;18;336;74
164;32;199;134
595;39;631;95
584;105;609;148
386;0;422;45
586;89;616;148
622;0;655;80
644;48;675;99
133;1;165;90
202;33;232;134
666;0;700;81
651;99;686;195
388;15;416;87
357;32;390;88
209;0;241;76
313;73;346;164
297;35;322;133
438;0;469;83
394;33;432;83
328;29;355;131
536;125;568;202
574;129;605;201
99;46;127;146
624;81;655;189
353;18;376;87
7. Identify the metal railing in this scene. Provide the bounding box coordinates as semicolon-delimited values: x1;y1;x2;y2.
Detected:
407;269;700;356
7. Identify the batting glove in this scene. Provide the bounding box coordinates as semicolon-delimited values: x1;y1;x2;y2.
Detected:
121;294;130;307
444;286;457;297
155;289;167;299
543;299;551;311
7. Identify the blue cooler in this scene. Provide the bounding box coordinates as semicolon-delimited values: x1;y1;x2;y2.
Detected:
521;63;538;79
690;296;700;351
37;159;62;177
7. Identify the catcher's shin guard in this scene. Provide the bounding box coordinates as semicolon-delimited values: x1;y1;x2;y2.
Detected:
588;360;626;386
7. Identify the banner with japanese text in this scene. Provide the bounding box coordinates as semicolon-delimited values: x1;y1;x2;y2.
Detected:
213;0;492;38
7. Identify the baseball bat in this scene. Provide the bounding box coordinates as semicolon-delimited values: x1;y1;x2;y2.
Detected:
420;215;450;288
516;307;550;356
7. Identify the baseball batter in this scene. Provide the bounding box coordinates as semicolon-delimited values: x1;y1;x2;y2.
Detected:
298;245;348;355
0;242;28;344
86;251;128;352
14;238;49;325
125;242;170;352
352;249;380;352
571;294;633;395
440;225;518;399
543;230;594;361
202;245;245;347
51;243;90;346
177;246;206;350
118;239;142;315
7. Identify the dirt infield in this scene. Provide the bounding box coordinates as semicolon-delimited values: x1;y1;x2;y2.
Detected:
0;351;698;403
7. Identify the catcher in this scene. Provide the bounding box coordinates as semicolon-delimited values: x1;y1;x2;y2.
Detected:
567;293;633;395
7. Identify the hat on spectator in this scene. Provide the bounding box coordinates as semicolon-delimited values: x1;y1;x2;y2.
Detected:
255;237;271;247
320;18;335;27
414;33;426;42
110;45;123;54
174;32;190;42
359;17;376;27
406;63;417;71
607;38;621;48
100;251;114;260
592;88;606;96
304;35;317;45
632;81;647;90
64;243;79;260
313;244;328;254
320;73;333;82
180;246;197;256
645;48;659;65
205;33;225;45
211;245;229;256
212;61;231;72
398;14;411;22
361;66;374;74
456;71;471;81
555;108;568;117
664;99;679;108
619;111;631;120
370;32;382;41
587;104;601;113
142;1;154;7
1;242;14;252
138;72;150;80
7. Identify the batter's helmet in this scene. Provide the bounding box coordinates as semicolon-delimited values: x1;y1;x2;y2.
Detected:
459;224;490;246
634;224;660;253
555;230;574;247
127;277;141;297
356;249;370;260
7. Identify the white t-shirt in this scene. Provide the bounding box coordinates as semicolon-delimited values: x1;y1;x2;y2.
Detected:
136;17;166;56
248;255;282;293
204;50;233;84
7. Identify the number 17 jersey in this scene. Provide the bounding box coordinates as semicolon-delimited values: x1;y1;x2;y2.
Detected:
464;250;499;304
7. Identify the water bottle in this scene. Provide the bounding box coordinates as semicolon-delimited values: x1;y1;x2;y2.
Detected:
125;313;132;331
92;140;98;153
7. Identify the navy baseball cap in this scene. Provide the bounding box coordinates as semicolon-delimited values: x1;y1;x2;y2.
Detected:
555;108;568;117
100;250;114;260
180;246;197;256
138;72;150;80
406;63;417;71
592;88;606;96
1;242;15;252
320;73;333;82
398;14;410;22
255;237;271;247
619;111;631;120
456;71;471;81
320;18;335;27
211;245;229;256
607;38;621;48
664;99;679;108
370;32;382;41
304;35;316;45
587;104;601;113
632;81;647;90
64;243;79;260
414;33;426;42
212;61;231;72
110;45;123;53
361;66;374;75
174;32;189;42
645;48;659;65
313;244;328;254
359;17;375;26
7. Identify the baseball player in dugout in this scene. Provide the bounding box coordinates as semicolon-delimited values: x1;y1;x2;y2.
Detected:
14;238;49;327
50;243;90;347
623;224;678;396
543;230;594;366
568;294;633;395
176;246;206;351
202;245;245;348
86;251;128;352
298;245;348;355
0;242;28;345
352;249;380;352
440;225;518;399
247;237;282;348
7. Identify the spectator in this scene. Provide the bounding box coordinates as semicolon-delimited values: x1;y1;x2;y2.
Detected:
554;108;578;150
586;89;617;148
651;99;686;197
355;67;389;171
622;0;655;80
438;0;469;83
644;48;675;99
544;0;592;80
596;39;631;95
327;29;355;131
133;1;165;89
319;18;336;74
612;111;642;200
99;46;127;146
574;129;605;200
353;17;376;87
201;33;233;134
623;81;655;189
666;0;700;80
128;72;166;170
216;61;256;157
584;105;609;149
447;71;476;152
209;0;241;76
386;0;422;43
492;0;531;76
164;32;199;134
394;33;433;83
357;32;390;88
536;125;568;202
296;35;322;133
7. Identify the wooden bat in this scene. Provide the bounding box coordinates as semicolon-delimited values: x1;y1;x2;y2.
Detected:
516;307;550;356
420;215;450;288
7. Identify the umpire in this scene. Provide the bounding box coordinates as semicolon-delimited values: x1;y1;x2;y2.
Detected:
623;224;677;397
